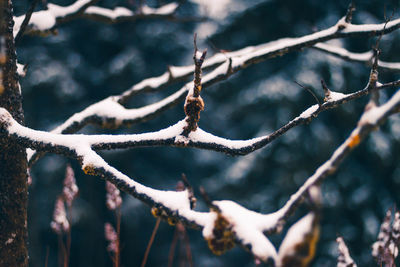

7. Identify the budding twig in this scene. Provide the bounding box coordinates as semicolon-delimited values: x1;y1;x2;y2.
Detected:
182;34;207;136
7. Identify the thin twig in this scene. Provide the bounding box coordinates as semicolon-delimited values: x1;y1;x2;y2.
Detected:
168;226;179;267
182;226;193;267
140;218;161;267
294;81;321;106
14;0;40;45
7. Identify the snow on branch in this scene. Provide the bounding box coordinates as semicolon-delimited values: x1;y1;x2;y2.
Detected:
13;2;400;145
2;54;400;260
314;43;400;71
81;2;180;24
43;10;400;133
13;0;182;37
26;54;400;166
26;75;397;168
2;80;400;263
16;6;400;144
13;0;97;37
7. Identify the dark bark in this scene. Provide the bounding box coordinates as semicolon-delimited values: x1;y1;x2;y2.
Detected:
0;0;28;266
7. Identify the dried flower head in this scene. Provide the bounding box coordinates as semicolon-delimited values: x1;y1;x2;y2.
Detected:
62;164;79;207
50;196;70;235
106;181;122;211
104;222;118;253
372;209;400;266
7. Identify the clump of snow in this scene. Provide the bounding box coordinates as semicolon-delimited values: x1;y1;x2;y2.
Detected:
203;200;280;261
327;91;347;102
298;104;319;119
141;3;178;15
85;6;133;19
277;213;317;263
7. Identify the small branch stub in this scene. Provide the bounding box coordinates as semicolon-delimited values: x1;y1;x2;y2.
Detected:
344;1;356;23
82;163;96;176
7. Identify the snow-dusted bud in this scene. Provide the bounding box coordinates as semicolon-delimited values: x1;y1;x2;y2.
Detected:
62;164;78;207
105;181;122;211
50;196;70;235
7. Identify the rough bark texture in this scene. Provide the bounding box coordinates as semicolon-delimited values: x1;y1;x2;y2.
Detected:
0;0;29;266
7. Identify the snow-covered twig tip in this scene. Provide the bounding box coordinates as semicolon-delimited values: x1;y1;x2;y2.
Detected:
337;237;357;267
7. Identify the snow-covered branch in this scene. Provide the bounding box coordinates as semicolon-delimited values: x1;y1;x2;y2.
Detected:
13;0;182;37
13;0;97;37
27;75;397;167
1;71;400;263
45;11;400;133
314;43;400;71
81;2;180;24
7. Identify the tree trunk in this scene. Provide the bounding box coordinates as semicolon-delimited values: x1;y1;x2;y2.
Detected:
0;0;29;266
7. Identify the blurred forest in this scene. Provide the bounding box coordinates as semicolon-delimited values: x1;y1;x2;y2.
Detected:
13;0;400;266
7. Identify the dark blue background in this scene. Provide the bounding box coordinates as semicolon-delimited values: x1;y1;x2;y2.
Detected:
13;0;400;266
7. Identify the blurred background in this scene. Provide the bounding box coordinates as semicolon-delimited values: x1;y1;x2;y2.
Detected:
13;0;400;266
